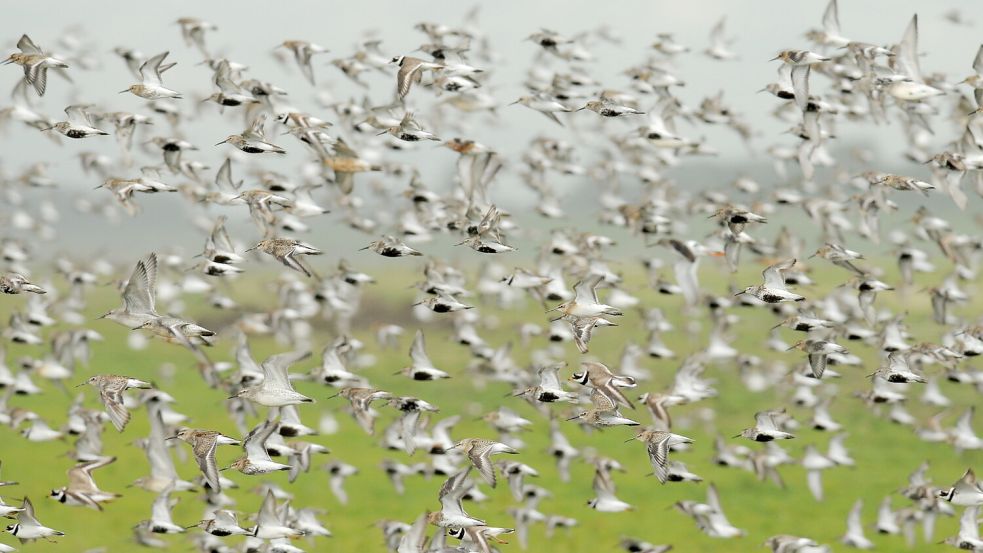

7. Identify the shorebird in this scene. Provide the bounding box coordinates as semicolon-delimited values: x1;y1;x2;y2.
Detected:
510;94;572;126
840;499;874;549
190;509;252;537
940;469;983;506
360;235;423;257
49;456;120;510
869;351;925;383
628;429;694;484
226;419;290;474
588;469;633;512
169;428;240;492
42;105;109;139
132;316;215;349
942;505;983;550
99;253;159;329
787;339;848;379
230;350;313;406
514;363;578;403
449;438;518;488
279;40;328;84
78;374;152;431
548;275;623;320
0;273;46;295
392;56;443;99
334;387;393;434
3;35;69;96
568;389;640;427
736;409;796;441
216;114;286;154
570;361;636;409
247;238;322;277
427;467;485;528
735;259;805;303
122;51;181;99
5;497;64;542
397;330;448;380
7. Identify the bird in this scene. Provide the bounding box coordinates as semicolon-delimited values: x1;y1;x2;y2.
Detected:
3;34;69;96
787;339;848;379
940;469;983;506
449;438;518;488
77;374;152;431
0;273;46;295
230;350;314;406
427;467;485;528
397;330;449;380
247;238;322;277
736;409;796;441
279;40;328;84
49;456;120;510
4;497;64;542
169;428;240;492
735;259;806;303
628;429;695;484
121;51;181;99
392;55;444;99
226;419;291;474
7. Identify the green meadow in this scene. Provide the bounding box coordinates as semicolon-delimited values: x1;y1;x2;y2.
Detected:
1;260;980;553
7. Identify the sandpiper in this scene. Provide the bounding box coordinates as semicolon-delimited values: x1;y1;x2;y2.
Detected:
226;419;291;474
216;114;286;154
940;469;983;506
392;55;444;99
449;438;518;488
0;273;46;295
99;253;159;329
230;350;313;406
49;456;120;510
361;235;423;257
736;409;795;441
247;238;322;277
278;40;328;85
3;35;69;96
121;51;181;99
398;330;449;380
427;467;485;528
787;339;848;379
77;374;152;431
42;105;109;139
735;259;805;303
169;428;240;492
628;429;694;484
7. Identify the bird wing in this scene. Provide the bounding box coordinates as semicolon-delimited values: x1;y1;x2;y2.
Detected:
256;490;279;527
18;497;39;527
803;351;826;378
123;256;157;315
538;364;562;389
150;488;173;523
572;274;602;304
806;469;824;501
146;404;179;480
790;65;811;113
98;378;130;432
896;15;923;82
470;446;499;488
822;0;841;37
974;44;983;76
960;505;980;541
753;410;779;431
139;51;168;85
589;389;617;412
262;350;311;389
194;438;221;492
409;330;432;369
244;420;277;461
438;466;472;514
762;259;794;290
846;499;864;536
17;35;42;55
647;436;671;484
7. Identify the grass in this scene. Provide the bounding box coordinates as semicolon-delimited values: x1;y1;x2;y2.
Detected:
0;259;981;553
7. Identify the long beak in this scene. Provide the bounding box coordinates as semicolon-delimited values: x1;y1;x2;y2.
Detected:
769;55;781;61
375;130;388;136
39;126;54;132
623;436;638;443
807;252;817;259
96;312;109;319
74;382;87;388
453;239;468;246
215;139;228;146
508;100;520;106
565;414;582;421
576;106;586;111
118;89;130;94
327;392;341;399
165;436;178;441
733;291;744;296
785;344;798;351
358;246;370;251
244;245;258;252
732;433;742;438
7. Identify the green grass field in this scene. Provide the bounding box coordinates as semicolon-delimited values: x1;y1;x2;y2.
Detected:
1;261;981;552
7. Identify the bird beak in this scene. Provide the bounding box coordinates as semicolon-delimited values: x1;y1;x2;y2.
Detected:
39;126;54;132
733;291;744;296
807;252;817;259
576;106;586;111
732;433;742;438
358;246;370;251
215;139;228;146
508;100;520;106
74;382;86;388
769;55;781;61
118;89;130;94
785;344;797;351
565;415;581;421
375;130;388;136
165;436;178;441
327;392;341;399
96;312;109;319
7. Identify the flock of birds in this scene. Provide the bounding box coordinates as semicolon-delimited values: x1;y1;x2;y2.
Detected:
1;1;983;551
